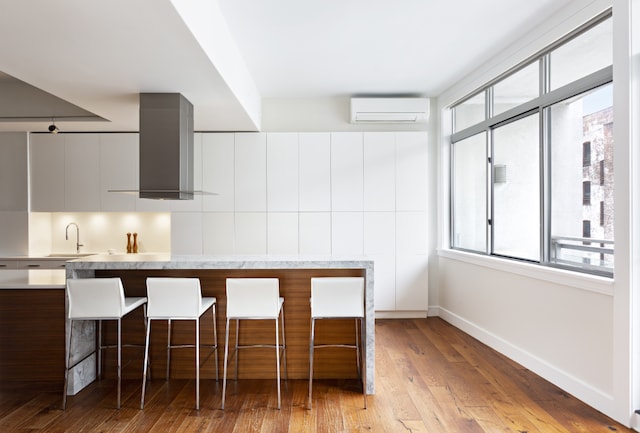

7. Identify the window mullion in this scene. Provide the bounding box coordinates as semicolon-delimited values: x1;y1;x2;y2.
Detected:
487;127;493;255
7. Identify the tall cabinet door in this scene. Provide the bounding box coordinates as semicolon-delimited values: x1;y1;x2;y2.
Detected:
30;134;65;212
64;134;101;211
100;133;138;211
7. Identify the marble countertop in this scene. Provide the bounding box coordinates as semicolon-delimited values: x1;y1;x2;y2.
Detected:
66;253;374;271
0;253;99;260
0;270;66;289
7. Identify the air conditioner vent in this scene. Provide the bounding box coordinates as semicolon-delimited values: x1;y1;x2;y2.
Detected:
350;97;429;124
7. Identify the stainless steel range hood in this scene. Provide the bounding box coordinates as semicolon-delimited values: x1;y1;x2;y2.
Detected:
139;93;194;200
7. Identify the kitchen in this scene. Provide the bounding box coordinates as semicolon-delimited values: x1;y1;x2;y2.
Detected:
0;0;638;431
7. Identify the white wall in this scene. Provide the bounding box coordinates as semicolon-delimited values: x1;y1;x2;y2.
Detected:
436;0;634;426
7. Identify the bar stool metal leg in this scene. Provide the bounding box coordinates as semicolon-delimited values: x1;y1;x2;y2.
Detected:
221;317;231;410
166;319;172;380
275;315;281;410
307;317;316;410
62;319;73;410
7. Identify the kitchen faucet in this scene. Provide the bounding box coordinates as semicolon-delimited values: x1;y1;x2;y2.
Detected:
65;222;84;254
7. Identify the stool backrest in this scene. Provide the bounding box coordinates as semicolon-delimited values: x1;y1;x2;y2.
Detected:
146;277;202;318
226;278;280;319
67;277;126;319
311;277;365;318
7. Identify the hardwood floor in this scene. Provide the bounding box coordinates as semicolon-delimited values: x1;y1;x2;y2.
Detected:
0;318;633;432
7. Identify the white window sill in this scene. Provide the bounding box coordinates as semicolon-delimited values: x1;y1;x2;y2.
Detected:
437;248;614;296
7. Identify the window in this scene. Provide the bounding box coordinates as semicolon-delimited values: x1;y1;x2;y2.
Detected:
550;17;612;91
583;142;591;167
583;181;591;205
453;92;485;133
493;62;540;116
550;83;613;273
492;113;540;261
450;12;613;276
451;133;487;252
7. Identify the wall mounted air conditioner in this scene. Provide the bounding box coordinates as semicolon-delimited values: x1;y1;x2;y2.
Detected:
350;97;430;124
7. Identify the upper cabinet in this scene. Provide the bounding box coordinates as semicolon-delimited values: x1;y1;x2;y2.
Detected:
0;132;28;212
235;133;266;212
267;133;299;212
202;133;235;212
64;134;101;211
100;133;138;211
331;133;363;212
396;132;427;211
30;133;140;212
30;134;66;212
364;132;395;211
299;133;331;212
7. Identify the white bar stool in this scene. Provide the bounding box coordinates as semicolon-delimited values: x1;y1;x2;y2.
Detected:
308;277;366;409
222;278;287;410
63;277;147;410
140;277;218;411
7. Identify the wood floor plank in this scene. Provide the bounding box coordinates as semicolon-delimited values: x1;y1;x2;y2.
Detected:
1;318;634;433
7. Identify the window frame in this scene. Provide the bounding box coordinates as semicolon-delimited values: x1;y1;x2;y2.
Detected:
449;10;613;277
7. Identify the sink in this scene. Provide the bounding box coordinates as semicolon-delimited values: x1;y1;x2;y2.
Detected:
46;253;96;258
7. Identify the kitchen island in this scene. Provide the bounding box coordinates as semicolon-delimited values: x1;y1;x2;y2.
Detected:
65;253;375;395
0;269;66;389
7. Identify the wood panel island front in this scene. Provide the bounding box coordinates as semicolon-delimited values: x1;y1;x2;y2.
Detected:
65;253;375;397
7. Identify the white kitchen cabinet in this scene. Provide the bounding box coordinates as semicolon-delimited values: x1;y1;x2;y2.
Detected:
16;259;67;269
30;134;65;212
234;212;267;254
202;133;234;212
202;212;235;255
331;212;363;255
396;132;427;212
0;133;28;256
99;133;138;211
0;132;28;212
331;133;363;211
396;211;427;255
64;134;101;211
364;212;396;311
267;212;298;255
267;133;298;212
364;212;395;255
371;255;396;311
0;260;17;269
395;255;429;311
171;212;203;254
31;133;113;212
364;132;395;211
299;212;331;255
235;133;266;212
299;133;331;212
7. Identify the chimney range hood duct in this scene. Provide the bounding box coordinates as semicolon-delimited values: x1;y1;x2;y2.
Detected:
139;93;194;200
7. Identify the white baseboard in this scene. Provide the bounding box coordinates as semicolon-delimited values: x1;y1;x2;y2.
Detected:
375;310;428;319
435;306;616;421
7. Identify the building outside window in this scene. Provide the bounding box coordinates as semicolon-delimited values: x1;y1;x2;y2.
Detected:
450;12;613;276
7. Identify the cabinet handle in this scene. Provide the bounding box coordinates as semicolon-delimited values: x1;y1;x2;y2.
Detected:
0;264;6;267
27;264;41;268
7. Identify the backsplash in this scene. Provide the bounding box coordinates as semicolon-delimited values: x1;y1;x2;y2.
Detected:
29;212;171;256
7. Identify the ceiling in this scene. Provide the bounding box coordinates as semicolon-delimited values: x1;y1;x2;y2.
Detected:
0;0;575;133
